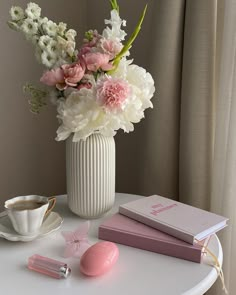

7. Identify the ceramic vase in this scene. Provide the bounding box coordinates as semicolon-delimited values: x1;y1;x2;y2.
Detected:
66;133;115;218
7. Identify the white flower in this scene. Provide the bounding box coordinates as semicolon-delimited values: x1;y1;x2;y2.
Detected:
57;35;67;48
10;6;25;21
21;18;38;35
55;59;155;141
102;9;127;41
104;9;126;28
57;36;76;57
58;22;67;35
46;39;59;55
56;87;106;141
38;35;52;50
65;40;76;57
41;50;57;68
42;20;57;37
38;17;48;26
111;59;155;126
65;29;77;41
25;2;41;19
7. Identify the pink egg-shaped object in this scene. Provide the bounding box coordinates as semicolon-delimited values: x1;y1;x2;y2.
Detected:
80;241;119;276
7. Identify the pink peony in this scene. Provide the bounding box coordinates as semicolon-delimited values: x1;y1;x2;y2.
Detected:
82;52;113;72
61;62;85;87
96;76;130;111
40;68;65;88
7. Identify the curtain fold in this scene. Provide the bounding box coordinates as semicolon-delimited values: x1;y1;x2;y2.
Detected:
179;0;217;209
116;0;185;199
114;0;235;293
208;0;236;293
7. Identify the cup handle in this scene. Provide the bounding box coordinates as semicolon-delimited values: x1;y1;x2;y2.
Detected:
45;197;56;217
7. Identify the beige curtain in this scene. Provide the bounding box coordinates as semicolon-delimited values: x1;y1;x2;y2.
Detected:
115;0;235;294
208;0;236;293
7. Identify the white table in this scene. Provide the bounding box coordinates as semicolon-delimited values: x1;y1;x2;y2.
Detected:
0;193;222;295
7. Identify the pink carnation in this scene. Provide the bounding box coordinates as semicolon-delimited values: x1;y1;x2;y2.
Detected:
96;76;130;111
82;52;113;72
61;62;85;87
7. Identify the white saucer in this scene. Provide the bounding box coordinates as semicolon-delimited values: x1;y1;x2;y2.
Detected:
0;212;63;242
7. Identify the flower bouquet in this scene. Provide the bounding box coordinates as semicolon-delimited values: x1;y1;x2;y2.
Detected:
8;1;155;141
8;1;155;218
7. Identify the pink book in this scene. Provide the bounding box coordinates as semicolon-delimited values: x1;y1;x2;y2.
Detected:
98;213;209;263
119;195;228;244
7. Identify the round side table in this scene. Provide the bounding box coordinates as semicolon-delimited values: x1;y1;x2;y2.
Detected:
0;193;222;295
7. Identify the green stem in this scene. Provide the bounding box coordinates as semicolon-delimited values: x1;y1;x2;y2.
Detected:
109;0;119;13
109;4;147;72
116;4;147;60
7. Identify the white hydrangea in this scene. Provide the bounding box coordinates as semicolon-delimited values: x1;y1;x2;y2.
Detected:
10;6;24;21
38;35;52;50
102;9;127;41
46;39;59;55
21;18;38;35
42;20;57;37
38;17;48;26
58;22;67;35
57;36;76;58
25;2;41;19
65;29;77;41
41;50;57;68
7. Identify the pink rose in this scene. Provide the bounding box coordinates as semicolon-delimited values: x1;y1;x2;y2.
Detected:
96;76;130;111
40;68;64;87
82;52;113;72
61;62;85;87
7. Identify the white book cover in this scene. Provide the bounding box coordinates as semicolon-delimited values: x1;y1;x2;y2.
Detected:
119;195;228;244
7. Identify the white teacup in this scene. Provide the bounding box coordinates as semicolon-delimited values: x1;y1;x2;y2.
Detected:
4;195;56;236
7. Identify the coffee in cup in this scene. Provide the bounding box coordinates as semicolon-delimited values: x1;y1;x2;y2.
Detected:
4;195;56;236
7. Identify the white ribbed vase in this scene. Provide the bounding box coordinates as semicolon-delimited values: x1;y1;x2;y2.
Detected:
66;133;115;218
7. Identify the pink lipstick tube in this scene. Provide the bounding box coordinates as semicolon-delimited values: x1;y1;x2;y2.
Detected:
28;254;71;279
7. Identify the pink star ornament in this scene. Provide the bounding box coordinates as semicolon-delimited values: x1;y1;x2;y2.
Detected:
61;221;91;258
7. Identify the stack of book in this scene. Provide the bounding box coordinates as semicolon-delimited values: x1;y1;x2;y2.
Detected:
98;195;228;263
